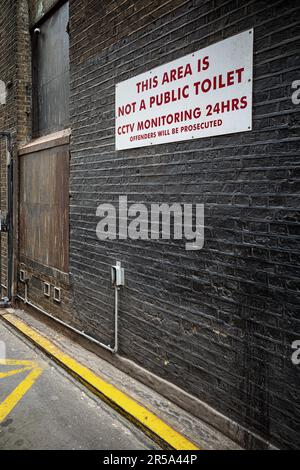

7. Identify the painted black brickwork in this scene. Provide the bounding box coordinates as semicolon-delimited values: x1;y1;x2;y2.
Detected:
0;0;16;290
0;0;31;297
69;0;300;448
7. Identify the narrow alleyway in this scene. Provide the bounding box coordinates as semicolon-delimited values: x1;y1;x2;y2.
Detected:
0;321;158;450
1;0;299;451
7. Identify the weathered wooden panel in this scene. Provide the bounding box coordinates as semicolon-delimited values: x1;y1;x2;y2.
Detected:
32;1;69;137
19;144;69;273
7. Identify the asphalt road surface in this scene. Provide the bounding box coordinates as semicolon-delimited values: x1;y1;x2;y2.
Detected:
0;320;158;450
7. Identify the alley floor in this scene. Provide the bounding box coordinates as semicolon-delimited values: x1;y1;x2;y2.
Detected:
0;320;159;450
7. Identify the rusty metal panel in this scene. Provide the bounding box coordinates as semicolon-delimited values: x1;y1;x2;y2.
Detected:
32;1;69;137
19;144;69;273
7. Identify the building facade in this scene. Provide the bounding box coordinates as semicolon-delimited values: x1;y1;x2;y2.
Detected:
0;0;299;449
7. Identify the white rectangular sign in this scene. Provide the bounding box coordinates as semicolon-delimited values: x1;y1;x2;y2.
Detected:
115;30;253;150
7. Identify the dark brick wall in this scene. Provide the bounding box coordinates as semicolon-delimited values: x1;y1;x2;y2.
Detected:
0;0;17;292
0;0;31;295
69;0;300;449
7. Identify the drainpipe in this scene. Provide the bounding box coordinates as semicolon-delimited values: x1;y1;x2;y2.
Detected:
0;132;13;304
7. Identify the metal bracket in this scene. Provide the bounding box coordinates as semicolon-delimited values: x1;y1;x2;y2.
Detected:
111;261;125;287
0;297;11;309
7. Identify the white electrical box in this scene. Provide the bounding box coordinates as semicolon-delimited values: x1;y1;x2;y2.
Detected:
111;262;125;287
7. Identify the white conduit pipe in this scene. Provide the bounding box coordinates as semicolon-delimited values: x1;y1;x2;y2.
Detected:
17;281;119;354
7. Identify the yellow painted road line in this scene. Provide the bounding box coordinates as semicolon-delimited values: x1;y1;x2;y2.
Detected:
0;359;36;366
1;312;199;450
0;366;32;379
0;364;43;423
